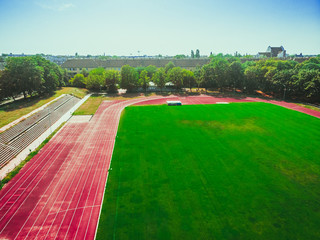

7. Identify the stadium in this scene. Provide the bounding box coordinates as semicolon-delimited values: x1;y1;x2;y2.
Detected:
0;92;319;239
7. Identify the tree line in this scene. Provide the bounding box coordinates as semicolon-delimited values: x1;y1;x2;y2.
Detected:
0;56;69;100
69;56;320;102
1;55;319;103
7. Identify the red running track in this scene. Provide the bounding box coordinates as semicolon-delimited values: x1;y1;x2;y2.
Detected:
0;95;318;239
134;94;320;118
0;97;162;240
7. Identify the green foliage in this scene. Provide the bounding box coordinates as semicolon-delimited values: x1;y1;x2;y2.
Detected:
174;54;187;59
211;58;230;90
0;57;44;98
229;61;244;89
105;70;120;93
182;69;195;90
164;61;175;73
32;56;63;93
139;70;150;92
152;68;166;90
120;65;138;92
195;49;200;58
244;66;263;93
86;68;105;91
145;65;157;79
194;67;203;89
201;63;215;89
167;67;183;89
69;73;86;88
80;68;89;77
191;50;194;59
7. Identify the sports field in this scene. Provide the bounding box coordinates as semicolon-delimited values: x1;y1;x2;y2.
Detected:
97;102;320;240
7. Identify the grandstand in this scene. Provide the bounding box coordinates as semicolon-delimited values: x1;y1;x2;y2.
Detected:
0;95;80;168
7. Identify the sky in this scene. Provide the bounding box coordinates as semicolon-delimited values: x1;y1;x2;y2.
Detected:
0;0;319;56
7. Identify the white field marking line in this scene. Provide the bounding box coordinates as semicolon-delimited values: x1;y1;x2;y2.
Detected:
90;106;126;240
22;127;91;240
0;124;77;213
74;113;115;239
72;100;131;239
29;122;96;239
0;123;72;198
48;205;101;216
19;124;91;240
0;124;81;234
0;124;84;236
61;106;117;240
79;104;123;239
0;124;72;203
44;102;117;239
46;133;101;238
92;96;168;240
50;101;118;240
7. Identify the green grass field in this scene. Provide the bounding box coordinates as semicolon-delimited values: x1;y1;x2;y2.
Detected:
96;102;320;240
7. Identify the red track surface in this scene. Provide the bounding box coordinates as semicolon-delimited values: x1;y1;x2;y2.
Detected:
0;95;318;240
134;95;320;118
0;97;162;240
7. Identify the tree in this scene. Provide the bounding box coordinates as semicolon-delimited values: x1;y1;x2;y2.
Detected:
195;49;200;58
174;54;187;59
120;65;138;92
201;64;215;91
69;74;86;88
80;68;89;77
292;69;320;101
211;58;230;91
165;61;175;73
194;67;203;91
152;68;166;91
167;67;183;90
272;69;295;99
191;50;195;59
182;69;195;91
145;65;157;79
139;70;150;92
105;70;120;93
244;66;263;94
3;57;44;98
32;56;62;94
229;61;244;90
86;68;105;91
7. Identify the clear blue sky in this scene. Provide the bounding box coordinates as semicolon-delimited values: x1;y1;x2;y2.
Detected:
0;0;319;56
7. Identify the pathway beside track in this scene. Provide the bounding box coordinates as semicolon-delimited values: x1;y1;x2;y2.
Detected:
0;95;318;240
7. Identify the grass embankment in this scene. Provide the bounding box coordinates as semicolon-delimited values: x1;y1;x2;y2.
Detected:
0;122;65;190
0;87;88;128
97;102;320;240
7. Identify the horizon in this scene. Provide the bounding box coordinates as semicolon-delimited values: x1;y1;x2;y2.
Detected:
1;0;320;56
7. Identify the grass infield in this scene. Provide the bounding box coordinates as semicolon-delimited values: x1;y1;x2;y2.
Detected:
97;102;320;240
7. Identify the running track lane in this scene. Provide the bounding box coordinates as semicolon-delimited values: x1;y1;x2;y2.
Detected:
134;95;320;118
0;97;163;240
0;95;318;240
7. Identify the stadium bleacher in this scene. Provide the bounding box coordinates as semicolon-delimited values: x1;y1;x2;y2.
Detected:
0;95;80;168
